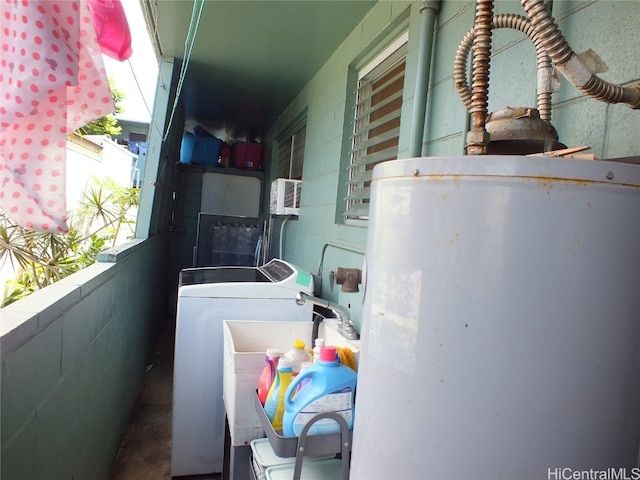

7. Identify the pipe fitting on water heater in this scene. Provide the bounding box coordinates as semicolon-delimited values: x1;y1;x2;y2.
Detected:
456;0;640;156
335;267;362;293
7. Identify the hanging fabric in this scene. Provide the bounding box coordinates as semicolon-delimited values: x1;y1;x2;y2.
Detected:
0;0;118;233
87;0;132;62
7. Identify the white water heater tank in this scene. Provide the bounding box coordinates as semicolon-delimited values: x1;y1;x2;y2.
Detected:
351;156;640;479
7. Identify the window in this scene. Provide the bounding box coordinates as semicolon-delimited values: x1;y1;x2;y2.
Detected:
129;132;147;142
276;122;306;180
344;34;408;219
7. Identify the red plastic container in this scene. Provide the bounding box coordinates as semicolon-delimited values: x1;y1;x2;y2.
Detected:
231;142;263;170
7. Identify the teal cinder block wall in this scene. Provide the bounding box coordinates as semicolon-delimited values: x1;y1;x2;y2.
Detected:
1;235;169;480
264;0;640;333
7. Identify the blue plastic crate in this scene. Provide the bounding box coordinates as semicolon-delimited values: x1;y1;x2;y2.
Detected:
180;132;223;165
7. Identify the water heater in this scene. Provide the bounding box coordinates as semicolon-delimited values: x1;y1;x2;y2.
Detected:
351;156;640;479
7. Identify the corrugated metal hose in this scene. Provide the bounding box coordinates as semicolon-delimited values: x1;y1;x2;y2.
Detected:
457;0;640;140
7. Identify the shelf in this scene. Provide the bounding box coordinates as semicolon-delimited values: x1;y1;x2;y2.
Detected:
178;162;264;178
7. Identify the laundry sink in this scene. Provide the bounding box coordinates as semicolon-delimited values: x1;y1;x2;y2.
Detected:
222;319;360;447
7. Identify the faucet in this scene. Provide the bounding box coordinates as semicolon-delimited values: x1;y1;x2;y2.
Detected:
295;292;360;340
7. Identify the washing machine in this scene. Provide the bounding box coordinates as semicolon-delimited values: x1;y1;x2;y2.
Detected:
171;258;314;477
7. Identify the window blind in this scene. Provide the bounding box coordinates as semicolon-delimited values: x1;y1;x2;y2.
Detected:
345;41;407;219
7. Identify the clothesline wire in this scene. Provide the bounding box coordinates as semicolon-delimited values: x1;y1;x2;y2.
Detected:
161;0;205;142
124;59;163;138
129;0;164;139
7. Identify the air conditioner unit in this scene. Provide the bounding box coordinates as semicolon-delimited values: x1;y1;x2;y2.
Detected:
270;178;302;215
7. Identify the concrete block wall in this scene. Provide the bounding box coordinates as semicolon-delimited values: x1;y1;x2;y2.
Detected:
425;0;640;159
263;2;415;332
262;0;640;332
170;165;203;269
1;234;169;480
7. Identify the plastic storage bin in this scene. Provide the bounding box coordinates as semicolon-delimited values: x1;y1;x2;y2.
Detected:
180;132;223;165
231;142;263;170
265;459;344;480
250;438;333;480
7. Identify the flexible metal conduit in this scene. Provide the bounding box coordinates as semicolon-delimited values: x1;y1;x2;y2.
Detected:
454;14;554;122
466;0;494;155
521;0;640;109
408;0;441;157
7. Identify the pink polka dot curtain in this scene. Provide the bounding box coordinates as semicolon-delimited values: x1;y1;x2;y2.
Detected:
1;0;131;233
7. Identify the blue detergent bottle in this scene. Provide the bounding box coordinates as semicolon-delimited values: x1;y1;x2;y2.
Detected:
282;345;357;437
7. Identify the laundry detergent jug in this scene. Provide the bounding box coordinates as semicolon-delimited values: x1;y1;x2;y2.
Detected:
283;346;357;436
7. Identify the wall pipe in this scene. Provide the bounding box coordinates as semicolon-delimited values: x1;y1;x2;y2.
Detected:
278;215;292;259
408;0;441;158
317;243;365;276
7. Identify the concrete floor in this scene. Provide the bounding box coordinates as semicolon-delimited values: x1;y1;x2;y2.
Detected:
109;318;222;480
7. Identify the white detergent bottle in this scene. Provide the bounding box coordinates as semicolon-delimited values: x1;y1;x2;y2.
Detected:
282;345;357;437
312;337;325;363
284;339;312;376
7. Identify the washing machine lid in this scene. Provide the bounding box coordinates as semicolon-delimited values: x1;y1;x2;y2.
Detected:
179;266;266;286
178;259;314;296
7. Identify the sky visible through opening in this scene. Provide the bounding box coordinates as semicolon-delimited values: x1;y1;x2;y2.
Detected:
102;1;158;124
